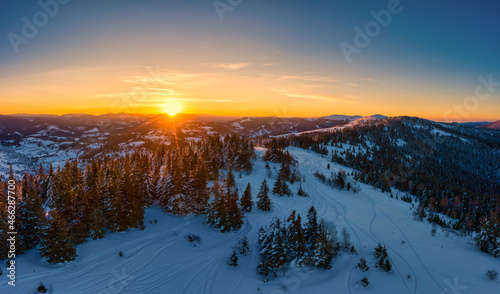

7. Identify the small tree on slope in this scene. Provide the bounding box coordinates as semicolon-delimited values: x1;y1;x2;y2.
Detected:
240;183;253;213
39;211;77;263
256;180;271;211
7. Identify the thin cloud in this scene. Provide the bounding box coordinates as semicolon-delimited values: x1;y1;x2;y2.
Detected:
151;98;233;103
214;63;251;70
286;93;356;103
260;73;338;84
270;88;292;93
125;70;196;85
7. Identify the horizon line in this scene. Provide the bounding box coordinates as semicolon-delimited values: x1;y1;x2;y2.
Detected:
0;112;497;124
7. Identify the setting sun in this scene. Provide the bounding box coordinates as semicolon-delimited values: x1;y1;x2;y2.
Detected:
161;101;183;116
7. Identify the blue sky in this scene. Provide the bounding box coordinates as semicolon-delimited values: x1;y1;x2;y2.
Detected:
0;0;499;120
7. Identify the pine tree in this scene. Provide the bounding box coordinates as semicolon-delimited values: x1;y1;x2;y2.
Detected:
205;181;226;230
357;257;369;272
147;159;161;204
239;236;250;256
17;175;46;253
256;226;273;279
336;171;346;189
477;215;500;257
240;183;253;213
228;250;239;267
225;190;243;232
224;171;243;232
256;180;271;211
305;206;318;248
256;218;288;279
312;224;334;269
44;164;55;208
373;243;391;272
290;214;306;266
121;156;145;229
272;163;292;196
373;243;384;259
269;219;287;277
191;158;210;213
87;207;106;240
297;181;308;197
360;276;370;288
341;227;352;250
382;257;392;273
102;164;125;232
37;282;48;293
40;211;77;263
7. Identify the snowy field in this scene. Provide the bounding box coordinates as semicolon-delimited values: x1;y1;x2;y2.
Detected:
1;148;499;293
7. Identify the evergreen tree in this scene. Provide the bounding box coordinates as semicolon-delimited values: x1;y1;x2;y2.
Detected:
290;214;306;266
228;250;239;267
341;227;352;250
272;163;292;196
256;180;271;211
240;183;253;213
205;181;226;231
224;171;243;232
256;226;273;279
44;164;55;208
121;156;145;229
147;159;161;204
40;211;77;263
102;164;125;232
297;181;308;197
239;236;250;256
191;158;210;213
336;171;346;189
37;282;48;293
373;243;384;259
477;215;500;257
373;243;391;272
357;257;369;272
360;276;370;288
305;206;318;248
225;191;243;232
269;219;287;277
256;218;288;279
312;224;335;269
382;257;392;272
87;207;106;240
17;175;46;253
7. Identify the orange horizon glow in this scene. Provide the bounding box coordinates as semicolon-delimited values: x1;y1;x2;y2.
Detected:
1;62;498;123
1;64;499;123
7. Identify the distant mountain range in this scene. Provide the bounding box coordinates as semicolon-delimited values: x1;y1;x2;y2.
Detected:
322;114;387;121
0;112;499;178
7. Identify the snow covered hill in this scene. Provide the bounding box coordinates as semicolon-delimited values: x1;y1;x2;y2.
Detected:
2;148;498;294
480;120;500;130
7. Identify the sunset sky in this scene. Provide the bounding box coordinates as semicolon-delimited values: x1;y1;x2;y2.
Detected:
1;0;499;122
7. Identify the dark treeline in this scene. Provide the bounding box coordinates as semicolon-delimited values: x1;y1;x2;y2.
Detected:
264;117;500;257
0;134;256;262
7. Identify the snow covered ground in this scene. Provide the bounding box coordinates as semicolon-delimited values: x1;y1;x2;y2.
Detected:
1;148;499;293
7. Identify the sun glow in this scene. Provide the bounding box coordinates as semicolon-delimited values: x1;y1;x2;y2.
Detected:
161;101;183;116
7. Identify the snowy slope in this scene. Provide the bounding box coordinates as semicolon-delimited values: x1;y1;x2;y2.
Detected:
1;148;499;293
